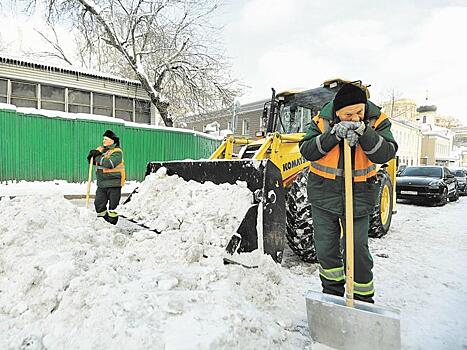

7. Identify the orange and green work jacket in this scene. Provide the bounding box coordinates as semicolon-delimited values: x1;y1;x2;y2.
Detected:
299;101;398;217
94;144;126;188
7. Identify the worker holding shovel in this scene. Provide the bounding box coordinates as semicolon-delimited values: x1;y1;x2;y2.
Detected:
86;130;126;225
300;82;398;303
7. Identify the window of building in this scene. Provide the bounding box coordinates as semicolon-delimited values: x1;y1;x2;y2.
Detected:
68;89;91;113
242;119;250;136
41;84;65;111
93;93;113;117
10;81;37;108
227;121;232;131
0;79;7;103
115;96;133;121
423;116;426;123
135;99;151;124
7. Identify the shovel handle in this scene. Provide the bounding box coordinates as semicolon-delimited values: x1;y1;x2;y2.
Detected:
86;157;93;208
344;139;354;307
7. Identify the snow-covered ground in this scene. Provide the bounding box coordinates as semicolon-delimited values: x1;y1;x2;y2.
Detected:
0;176;466;349
0;180;139;197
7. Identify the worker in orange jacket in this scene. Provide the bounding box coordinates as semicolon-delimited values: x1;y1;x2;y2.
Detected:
87;130;126;225
299;83;398;303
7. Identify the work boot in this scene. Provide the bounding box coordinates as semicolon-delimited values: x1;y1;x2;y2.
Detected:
103;213;118;225
322;288;344;298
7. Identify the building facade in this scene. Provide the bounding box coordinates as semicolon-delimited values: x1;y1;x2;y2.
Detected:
460;150;467;168
180;99;266;138
390;119;422;167
0;54;157;125
381;98;418;121
452;126;467;148
420;130;454;166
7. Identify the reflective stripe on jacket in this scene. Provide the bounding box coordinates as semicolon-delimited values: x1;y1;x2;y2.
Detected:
309;114;388;182
96;148;126;187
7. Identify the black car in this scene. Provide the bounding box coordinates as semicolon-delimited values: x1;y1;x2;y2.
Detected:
450;168;467;195
396;166;459;205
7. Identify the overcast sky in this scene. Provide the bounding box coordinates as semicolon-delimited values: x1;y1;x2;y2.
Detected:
1;0;466;123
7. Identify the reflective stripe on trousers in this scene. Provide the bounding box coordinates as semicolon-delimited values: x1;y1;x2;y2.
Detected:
319;264;374;295
319;264;345;282
108;210;118;218
353;280;375;296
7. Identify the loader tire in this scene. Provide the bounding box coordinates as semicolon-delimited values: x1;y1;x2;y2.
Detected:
285;169;317;263
368;171;393;238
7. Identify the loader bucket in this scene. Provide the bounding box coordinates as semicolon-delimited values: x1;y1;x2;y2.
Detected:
142;159;286;263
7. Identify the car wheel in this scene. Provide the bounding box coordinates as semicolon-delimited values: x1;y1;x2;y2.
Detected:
449;186;460;202
437;187;448;206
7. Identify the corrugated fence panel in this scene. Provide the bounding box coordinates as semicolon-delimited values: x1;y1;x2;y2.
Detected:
123;127;166;181
0;108;17;180
0;109;221;182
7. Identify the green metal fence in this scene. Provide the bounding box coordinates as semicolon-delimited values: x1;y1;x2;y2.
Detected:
0;108;221;182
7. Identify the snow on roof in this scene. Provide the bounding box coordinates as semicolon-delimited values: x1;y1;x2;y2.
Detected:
391;118;421;130
0;53;141;86
0;103;223;141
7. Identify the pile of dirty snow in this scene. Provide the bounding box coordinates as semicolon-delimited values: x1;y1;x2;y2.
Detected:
0;172;316;350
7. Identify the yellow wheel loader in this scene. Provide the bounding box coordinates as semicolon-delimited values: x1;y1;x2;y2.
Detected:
129;79;396;264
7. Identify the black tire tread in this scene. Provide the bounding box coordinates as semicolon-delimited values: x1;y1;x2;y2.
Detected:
285;169;317;263
368;171;393;238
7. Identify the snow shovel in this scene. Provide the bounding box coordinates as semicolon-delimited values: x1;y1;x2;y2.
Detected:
85;157;93;208
305;139;401;350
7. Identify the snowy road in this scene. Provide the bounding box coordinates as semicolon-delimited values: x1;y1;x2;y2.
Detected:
0;182;466;349
369;197;467;349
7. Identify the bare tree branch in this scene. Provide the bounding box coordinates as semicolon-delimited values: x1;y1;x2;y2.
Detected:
32;26;74;65
24;0;241;127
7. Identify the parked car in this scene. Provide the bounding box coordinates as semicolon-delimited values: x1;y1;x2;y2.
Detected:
396;166;459;205
449;168;467;195
396;164;407;177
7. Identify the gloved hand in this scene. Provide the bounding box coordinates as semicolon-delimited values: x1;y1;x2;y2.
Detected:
87;149;102;162
330;121;362;141
346;122;366;147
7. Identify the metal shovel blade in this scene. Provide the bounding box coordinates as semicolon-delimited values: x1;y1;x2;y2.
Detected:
306;291;401;350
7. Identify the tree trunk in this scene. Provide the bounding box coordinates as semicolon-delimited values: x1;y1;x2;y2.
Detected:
154;98;172;127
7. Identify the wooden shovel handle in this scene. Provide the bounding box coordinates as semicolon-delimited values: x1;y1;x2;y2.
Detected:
86;157;93;208
344;139;354;307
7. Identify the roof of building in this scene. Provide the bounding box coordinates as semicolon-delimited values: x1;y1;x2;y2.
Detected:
391;118;421;130
417;105;437;113
0;53;141;86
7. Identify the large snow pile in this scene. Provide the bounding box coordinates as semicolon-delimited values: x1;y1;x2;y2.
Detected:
119;168;253;260
0;171;315;350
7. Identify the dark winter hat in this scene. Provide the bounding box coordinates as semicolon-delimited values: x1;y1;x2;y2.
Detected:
103;129;119;145
333;83;367;111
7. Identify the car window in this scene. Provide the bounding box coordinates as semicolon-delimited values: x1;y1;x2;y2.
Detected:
401;167;442;178
453;170;466;177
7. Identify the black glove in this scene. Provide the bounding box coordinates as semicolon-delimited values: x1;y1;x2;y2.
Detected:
87;149;102;163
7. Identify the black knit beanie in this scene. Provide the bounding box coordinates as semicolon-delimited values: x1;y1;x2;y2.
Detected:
333;83;367;111
103;129;119;146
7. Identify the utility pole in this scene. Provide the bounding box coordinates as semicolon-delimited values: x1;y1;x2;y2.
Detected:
231;99;240;135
